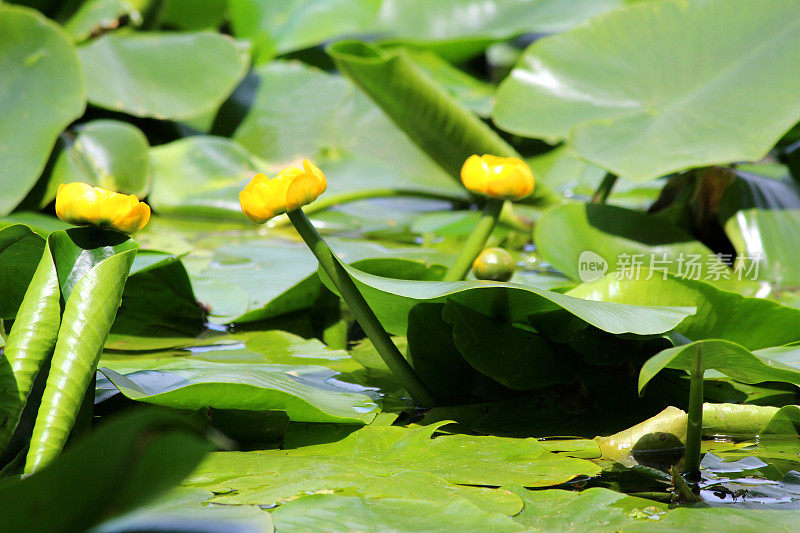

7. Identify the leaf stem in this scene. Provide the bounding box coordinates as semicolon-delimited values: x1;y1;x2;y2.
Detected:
287;209;435;408
591;173;618;204
443;198;505;281
684;346;704;477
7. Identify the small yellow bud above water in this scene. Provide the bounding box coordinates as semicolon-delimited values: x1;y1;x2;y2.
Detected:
240;159;327;223
461;155;535;201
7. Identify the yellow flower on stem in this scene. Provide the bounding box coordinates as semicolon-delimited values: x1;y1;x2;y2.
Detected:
55;182;150;234
461;155;535;201
239;159;327;223
238;158;434;406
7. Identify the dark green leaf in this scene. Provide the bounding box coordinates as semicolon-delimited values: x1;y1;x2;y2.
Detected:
0;225;45;320
0;409;211;533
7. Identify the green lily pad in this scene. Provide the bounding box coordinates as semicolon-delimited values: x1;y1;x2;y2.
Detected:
333;262;694;336
99;359;379;425
186;235;446;324
270;494;524;533
724;208;800;286
63;0;143;43
233;61;464;200
639;339;800;394
45;120;151;206
507;485;667;530
78;31;248;120
0;5;86;216
230;0;628;60
567;275;800;350
148;136;263;221
186;422;601;508
623;507;800;531
535;203;727;283
494;0;800;182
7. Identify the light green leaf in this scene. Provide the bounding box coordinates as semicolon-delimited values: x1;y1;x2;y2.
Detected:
45;120;151;206
638;339;800;394
724;208;800;286
25;228;139;472
0;5;86;216
355;471;524;516
328;41;519;184
63;0;142;43
101;330;360;373
0;234;61;456
494;0;800;181
148;136;262;220
333;262;694;336
401;48;495;117
98;359;379;425
567;275;800;349
623;507;800;532
186;422;601;507
233;61;465;201
230;0;627;60
185;234;446;324
535;203;726;282
270;494;524;533
596;404;781;461
507;486;667;530
78;32;248;120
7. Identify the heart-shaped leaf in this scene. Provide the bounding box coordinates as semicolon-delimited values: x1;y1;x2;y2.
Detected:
78;32;248;119
494;0;800;181
0;5;85;215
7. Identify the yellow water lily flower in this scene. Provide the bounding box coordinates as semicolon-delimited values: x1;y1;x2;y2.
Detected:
55;182;150;234
239;159;327;223
461;155;535;201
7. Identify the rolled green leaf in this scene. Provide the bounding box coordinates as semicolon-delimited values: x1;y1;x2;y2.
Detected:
328;41;559;202
25;229;138;473
0;243;61;455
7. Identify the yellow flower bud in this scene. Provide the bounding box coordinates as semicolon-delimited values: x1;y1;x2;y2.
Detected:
55;182;150;234
472;247;515;282
239;159;327;224
460;155;535;201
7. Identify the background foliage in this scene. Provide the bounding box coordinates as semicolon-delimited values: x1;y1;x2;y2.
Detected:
2;0;800;531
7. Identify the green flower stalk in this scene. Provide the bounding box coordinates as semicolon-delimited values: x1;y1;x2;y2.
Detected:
684;346;705;477
240;160;435;407
443;155;535;281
